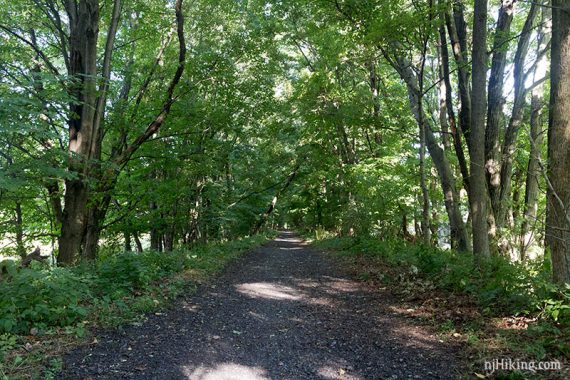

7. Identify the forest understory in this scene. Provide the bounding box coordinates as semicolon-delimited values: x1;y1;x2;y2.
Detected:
2;0;570;379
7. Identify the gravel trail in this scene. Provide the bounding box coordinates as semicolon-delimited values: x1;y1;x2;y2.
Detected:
58;232;461;379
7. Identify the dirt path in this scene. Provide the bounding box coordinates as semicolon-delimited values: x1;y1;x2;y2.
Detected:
58;232;461;379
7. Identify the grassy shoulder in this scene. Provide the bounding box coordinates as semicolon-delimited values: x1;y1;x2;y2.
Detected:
0;232;276;379
308;233;570;379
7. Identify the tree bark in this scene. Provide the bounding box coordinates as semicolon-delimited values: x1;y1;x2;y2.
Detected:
133;232;143;253
58;0;100;264
496;3;540;228
485;0;515;224
15;201;25;258
418;15;432;246
445;0;471;146
521;7;551;259
124;231;132;252
390;53;470;252
438;14;470;195
547;0;570;284
470;0;491;262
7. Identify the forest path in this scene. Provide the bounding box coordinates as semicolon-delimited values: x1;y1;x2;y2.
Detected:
58;232;461;379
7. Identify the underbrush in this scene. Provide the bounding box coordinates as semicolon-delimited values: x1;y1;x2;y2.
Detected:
0;232;274;379
312;235;570;371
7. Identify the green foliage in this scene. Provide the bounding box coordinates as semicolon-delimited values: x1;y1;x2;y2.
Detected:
0;234;271;335
97;251;186;293
0;268;91;334
0;334;18;362
314;235;570;335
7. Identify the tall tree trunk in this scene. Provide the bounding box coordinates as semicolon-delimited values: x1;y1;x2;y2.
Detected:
124;231;132;252
58;0;185;262
419;119;431;245
418;18;432;246
521;91;546;258
445;0;471;146
133;232;143;253
438;11;470;194
470;0;491;262
390;53;469;252
163;232;174;252
496;3;540;228
547;0;570;284
14;201;25;258
82;196;111;260
485;0;515;226
150;201;162;251
58;0;100;264
521;7;551;259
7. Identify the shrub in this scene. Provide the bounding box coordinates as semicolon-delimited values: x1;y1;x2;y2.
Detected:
0;268;91;334
314;235;570;326
0;233;272;335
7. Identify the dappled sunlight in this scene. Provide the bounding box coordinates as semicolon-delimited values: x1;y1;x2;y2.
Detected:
279;247;303;250
317;364;362;380
292;278;320;287
182;363;268;380
309;297;335;306
182;302;201;312
56;232;464;378
235;282;304;300
388;305;433;319
273;237;304;243
320;277;362;293
248;310;267;321
388;325;443;350
235;280;336;307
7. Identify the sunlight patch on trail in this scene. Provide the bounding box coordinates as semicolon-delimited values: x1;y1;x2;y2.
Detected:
183;363;268;380
273;237;304;243
317;363;362;380
235;282;304;300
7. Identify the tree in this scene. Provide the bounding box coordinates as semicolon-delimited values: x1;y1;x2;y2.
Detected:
547;0;570;284
470;0;491;262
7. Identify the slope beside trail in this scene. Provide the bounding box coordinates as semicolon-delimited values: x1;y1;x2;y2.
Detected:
58;231;461;379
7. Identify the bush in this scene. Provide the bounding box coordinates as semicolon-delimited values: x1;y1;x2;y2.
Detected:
0;268;91;334
314;235;570;325
0;233;272;335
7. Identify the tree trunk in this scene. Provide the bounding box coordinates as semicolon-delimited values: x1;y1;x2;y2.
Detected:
82;198;111;260
163;226;175;252
390;53;469;252
418;27;431;246
58;0;100;264
521;91;545;258
521;8;550;259
438;13;470;195
470;0;491;262
253;163;301;234
14;201;25;258
495;2;540;228
124;231;132;252
133;232;143;253
419;120;431;245
150;201;162;251
547;0;570;284
445;0;471;146
485;0;515;225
